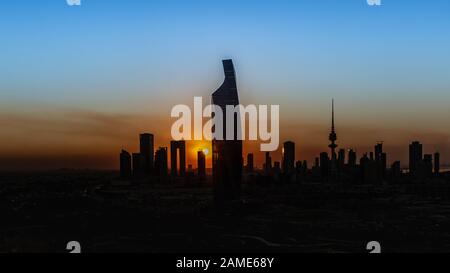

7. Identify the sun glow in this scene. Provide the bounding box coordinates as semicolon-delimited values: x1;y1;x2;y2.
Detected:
190;141;212;158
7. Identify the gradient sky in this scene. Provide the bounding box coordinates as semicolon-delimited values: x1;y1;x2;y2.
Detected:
1;0;450;170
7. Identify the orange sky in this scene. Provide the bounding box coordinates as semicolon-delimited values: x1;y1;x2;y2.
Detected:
0;104;448;171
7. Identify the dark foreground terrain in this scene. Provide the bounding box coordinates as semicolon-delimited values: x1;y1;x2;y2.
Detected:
1;170;450;253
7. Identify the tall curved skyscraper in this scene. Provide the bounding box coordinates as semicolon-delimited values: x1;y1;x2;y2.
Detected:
212;59;243;204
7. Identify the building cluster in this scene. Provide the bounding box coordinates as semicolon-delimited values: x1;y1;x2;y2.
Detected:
251;101;442;185
255;140;441;186
120;136;206;182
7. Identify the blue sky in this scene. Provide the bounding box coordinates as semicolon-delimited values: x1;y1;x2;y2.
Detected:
2;0;449;106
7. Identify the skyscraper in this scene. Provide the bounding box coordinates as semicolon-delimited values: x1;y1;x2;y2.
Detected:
338;148;345;171
391;161;401;178
296;160;308;178
155;147;168;178
374;143;383;161
212;59;243;203
264;152;272;173
409;141;423;175
302;160;308;172
140;133;154;175
170;140;186;177
328;99;338;177
296;161;303;176
314;157;320;168
360;154;369;183
423;154;433;178
198;150;206;178
374;142;386;180
132;153;142;177
273;161;281;175
120;150;132;178
282;141;295;175
360;153;377;184
246;153;254;172
320;152;329;179
434;152;440;175
380;153;387;179
348;149;357;167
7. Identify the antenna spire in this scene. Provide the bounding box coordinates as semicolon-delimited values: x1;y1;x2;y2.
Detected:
332;99;335;132
328;99;337;147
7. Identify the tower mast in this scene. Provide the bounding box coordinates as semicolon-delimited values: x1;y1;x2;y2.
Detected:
328;99;338;177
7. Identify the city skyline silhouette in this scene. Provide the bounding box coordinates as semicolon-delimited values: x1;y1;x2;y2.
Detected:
2;1;450;171
119;60;444;188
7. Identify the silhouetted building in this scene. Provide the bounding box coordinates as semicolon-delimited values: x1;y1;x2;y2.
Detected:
198;150;206;178
374;143;383;161
120;150;132;178
212;59;243;203
380;153;387;179
155;147;168;178
170;140;186;177
360;154;369;183
246;153;254;172
423;154;433;178
360;154;377;184
273;161;281;175
264;152;272;173
282;141;295;175
338;148;345;171
366;160;378;185
434;152;440;175
296;161;303;175
295;160;307;182
302;160;308;172
314;157;320;168
140;133;154;175
391;161;401;178
132;153;142;176
348;149;357;167
409;141;423;175
320;152;329;179
374;142;386;180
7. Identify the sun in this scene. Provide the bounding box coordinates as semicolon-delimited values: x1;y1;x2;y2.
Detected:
191;141;211;158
